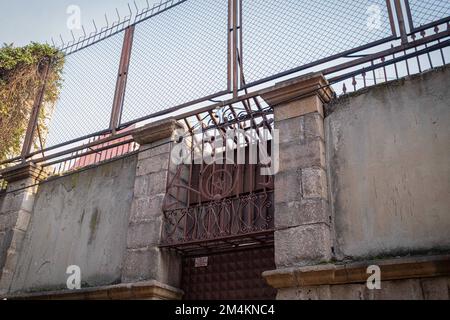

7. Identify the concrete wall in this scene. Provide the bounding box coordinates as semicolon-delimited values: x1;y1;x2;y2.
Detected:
9;156;137;293
277;276;450;300
325;67;450;260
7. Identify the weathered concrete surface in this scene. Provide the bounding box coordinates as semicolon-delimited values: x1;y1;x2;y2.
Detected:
277;276;450;300
8;156;137;293
0;191;7;271
325;67;450;260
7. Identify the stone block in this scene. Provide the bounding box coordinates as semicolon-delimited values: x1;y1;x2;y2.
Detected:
0;269;14;293
329;283;368;300
136;154;170;177
279;139;325;171
138;143;171;161
126;219;162;249
0;212;18;232
147;171;169;195
3;249;20;273
277;285;331;300
302;112;325;141
301;168;327;199
369;279;423;300
275;199;329;228
15;210;31;232
8;228;25;251
129;194;165;222
134;176;150;197
274;96;324;121
275;112;324;145
275;224;331;267
274;170;302;203
420;277;449;300
132;119;183;145
19;192;35;213
122;247;157;282
261;73;333;108
122;246;182;287
4;193;21;213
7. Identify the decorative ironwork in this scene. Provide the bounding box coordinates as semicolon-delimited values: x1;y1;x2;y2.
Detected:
161;190;274;251
160;96;275;253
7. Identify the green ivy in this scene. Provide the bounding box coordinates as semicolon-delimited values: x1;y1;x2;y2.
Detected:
0;43;64;163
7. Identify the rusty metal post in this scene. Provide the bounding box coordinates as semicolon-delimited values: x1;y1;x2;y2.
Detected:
394;0;409;44
403;0;415;33
227;0;232;92
110;25;135;133
20;59;51;161
238;0;244;88
231;0;238;98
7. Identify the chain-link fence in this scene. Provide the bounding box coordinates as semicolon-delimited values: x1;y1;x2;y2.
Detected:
2;0;449;178
241;0;394;86
120;0;229;125
406;0;450;31
44;31;125;148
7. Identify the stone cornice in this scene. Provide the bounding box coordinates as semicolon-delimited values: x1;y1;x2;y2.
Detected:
132;119;183;145
3;280;183;300
263;255;450;289
261;72;334;107
0;162;48;184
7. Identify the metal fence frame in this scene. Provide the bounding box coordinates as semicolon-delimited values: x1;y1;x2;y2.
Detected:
1;0;449;178
404;0;450;33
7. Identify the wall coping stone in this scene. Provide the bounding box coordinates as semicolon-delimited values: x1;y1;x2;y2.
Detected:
132;118;183;145
261;72;334;108
0;162;48;184
2;280;184;300
262;254;450;289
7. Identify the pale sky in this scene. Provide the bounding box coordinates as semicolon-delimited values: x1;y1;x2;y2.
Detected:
0;0;160;46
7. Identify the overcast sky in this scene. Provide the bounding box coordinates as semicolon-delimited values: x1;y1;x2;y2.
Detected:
0;0;160;46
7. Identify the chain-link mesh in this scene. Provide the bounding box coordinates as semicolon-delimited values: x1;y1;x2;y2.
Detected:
44;32;124;148
408;0;450;29
120;0;228;124
241;0;393;85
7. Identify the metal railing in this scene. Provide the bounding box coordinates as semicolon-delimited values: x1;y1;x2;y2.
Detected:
1;0;449;179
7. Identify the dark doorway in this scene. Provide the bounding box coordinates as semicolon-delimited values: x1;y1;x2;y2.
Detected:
181;245;277;300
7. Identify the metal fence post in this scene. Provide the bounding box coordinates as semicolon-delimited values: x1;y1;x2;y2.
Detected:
394;0;409;44
110;25;135;133
20;59;51;161
227;0;240;98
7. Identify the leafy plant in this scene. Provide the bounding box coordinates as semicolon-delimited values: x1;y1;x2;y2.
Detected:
0;42;64;163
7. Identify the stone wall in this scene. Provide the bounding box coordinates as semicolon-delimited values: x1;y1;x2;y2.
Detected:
0;191;7;271
7;156;137;293
277;277;450;300
325;67;450;261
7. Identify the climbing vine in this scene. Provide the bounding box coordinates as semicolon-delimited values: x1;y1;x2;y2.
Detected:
0;42;64;163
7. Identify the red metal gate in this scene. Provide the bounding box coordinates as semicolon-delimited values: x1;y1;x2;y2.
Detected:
181;246;276;300
160;100;276;299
